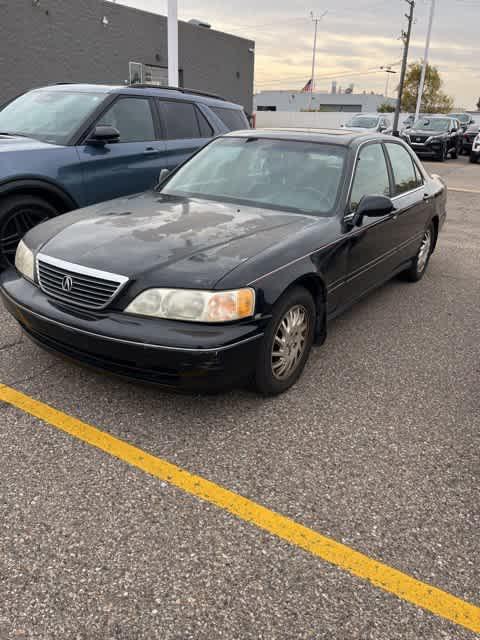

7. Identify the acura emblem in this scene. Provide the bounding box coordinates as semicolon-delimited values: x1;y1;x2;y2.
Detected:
61;275;73;292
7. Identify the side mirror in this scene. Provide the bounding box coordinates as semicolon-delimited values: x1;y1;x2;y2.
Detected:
155;168;170;190
86;125;120;145
352;195;394;226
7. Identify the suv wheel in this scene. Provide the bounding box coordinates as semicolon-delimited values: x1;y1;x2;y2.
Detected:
437;143;447;162
0;195;57;268
451;145;458;159
254;286;316;395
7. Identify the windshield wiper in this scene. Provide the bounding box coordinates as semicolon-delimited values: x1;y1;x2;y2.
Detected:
0;131;32;138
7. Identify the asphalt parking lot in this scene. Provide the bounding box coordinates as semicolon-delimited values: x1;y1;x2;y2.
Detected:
0;155;479;639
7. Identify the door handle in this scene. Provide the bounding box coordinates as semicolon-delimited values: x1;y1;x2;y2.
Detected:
144;147;159;153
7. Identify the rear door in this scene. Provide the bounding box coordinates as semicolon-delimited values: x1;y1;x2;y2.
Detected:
76;96;166;204
156;100;213;170
383;141;429;263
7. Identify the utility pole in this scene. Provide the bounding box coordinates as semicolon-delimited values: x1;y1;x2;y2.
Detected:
167;0;179;87
308;10;328;110
415;0;436;121
393;0;415;135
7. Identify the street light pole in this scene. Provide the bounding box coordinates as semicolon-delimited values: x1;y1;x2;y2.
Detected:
415;0;436;121
167;0;179;87
308;10;328;110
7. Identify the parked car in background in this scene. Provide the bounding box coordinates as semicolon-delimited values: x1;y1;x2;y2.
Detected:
342;114;391;133
448;112;474;132
401;116;462;161
1;129;446;394
461;123;479;154
470;133;480;163
0;83;248;268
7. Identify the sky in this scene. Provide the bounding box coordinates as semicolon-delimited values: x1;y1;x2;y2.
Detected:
115;0;480;109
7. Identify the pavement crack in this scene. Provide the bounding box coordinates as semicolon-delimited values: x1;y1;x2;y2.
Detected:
0;337;24;353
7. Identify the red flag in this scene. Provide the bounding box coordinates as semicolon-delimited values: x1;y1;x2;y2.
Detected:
301;79;313;92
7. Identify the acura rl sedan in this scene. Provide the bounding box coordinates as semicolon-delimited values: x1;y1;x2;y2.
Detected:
0;129;446;394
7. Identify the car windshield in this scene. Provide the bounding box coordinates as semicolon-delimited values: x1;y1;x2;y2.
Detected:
413;117;450;132
345;117;378;128
0;90;105;144
161;137;347;216
449;113;469;124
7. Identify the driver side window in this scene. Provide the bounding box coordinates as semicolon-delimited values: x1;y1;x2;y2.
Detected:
350;143;390;211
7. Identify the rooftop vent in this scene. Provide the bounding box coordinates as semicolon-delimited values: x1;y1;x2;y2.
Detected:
188;18;211;28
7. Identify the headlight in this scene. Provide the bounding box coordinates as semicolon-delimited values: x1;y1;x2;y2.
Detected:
124;288;255;323
14;240;34;281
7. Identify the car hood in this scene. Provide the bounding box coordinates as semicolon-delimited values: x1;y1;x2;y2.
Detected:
407;128;447;137
31;191;317;290
0;134;60;152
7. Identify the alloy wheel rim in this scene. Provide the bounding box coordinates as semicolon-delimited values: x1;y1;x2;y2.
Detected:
0;208;50;266
417;229;432;273
271;304;309;380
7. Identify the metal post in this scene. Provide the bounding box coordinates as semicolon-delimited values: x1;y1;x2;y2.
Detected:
415;0;435;121
167;0;179;87
393;0;415;136
308;10;327;111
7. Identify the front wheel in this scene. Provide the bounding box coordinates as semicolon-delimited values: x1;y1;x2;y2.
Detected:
437;143;447;162
0;195;57;269
254;286;316;395
402;224;434;282
451;145;458;159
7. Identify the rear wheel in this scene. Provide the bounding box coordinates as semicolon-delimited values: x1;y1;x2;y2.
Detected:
402;223;434;282
254;286;316;395
451;145;458;159
0;195;57;268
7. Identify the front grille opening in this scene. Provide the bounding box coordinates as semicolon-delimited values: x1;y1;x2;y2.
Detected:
37;255;127;311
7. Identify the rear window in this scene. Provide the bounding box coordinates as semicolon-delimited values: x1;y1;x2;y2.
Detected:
211;107;249;132
158;100;212;139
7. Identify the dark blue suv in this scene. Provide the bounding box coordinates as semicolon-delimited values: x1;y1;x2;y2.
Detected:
0;83;249;267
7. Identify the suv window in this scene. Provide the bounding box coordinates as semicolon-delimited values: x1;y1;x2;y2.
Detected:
385;143;419;195
98;98;155;142
350;143;390;210
211;107;248;131
158;101;211;139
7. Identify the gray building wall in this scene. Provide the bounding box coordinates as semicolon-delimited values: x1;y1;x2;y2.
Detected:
0;0;254;111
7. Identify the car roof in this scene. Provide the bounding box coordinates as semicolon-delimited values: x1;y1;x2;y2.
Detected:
224;128;389;147
31;83;242;109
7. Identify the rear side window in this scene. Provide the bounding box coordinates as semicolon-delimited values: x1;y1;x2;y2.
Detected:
98;98;155;142
350;143;390;210
158;101;213;139
211;107;249;131
385;143;420;195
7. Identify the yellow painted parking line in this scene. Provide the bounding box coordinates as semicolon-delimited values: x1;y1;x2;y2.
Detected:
449;187;480;195
1;383;479;634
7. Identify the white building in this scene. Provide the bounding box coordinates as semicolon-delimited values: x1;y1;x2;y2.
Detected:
254;90;396;113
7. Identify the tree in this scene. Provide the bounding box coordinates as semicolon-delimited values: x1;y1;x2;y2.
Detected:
377;102;395;113
401;62;453;113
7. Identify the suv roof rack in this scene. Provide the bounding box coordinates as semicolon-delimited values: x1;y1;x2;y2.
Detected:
127;84;227;102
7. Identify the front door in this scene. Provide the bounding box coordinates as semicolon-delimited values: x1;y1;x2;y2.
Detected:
76;96;166;205
342;141;398;301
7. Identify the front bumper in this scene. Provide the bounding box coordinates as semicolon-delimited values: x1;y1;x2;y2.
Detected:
0;271;265;391
407;140;445;157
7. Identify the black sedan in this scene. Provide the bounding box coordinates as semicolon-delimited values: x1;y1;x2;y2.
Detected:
0;129;446;394
462;124;479;154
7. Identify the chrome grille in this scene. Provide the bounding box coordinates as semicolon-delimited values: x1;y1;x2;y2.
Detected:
37;254;128;310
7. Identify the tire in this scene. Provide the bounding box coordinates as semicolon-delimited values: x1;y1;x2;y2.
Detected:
254;286;316;395
437;143;446;162
451;146;458;159
402;223;434;282
0;195;57;268
470;154;479;164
